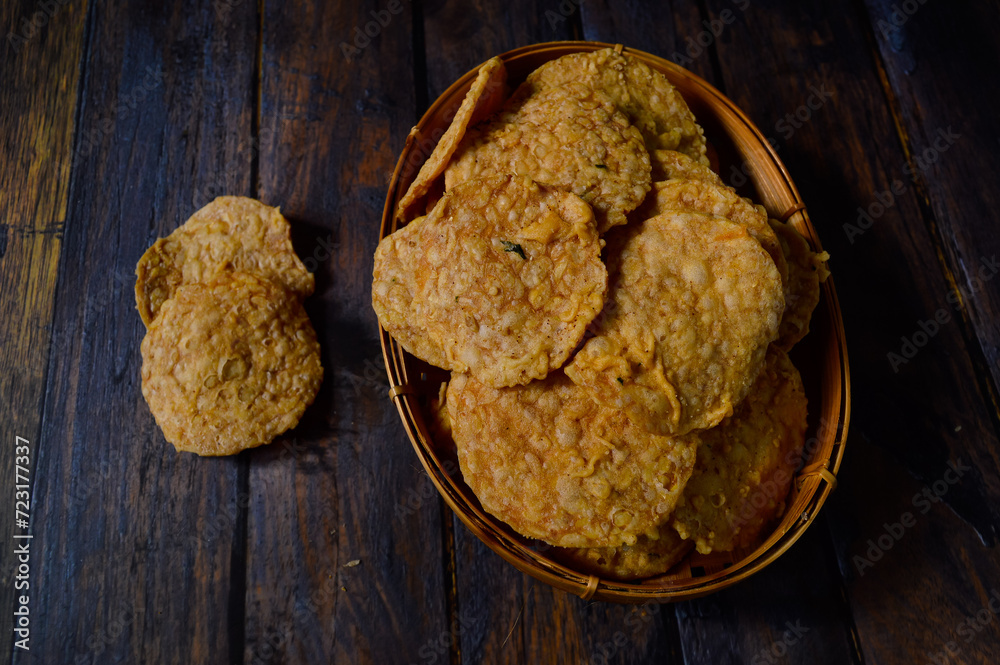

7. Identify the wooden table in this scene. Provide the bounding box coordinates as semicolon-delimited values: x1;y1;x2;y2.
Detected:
3;0;999;663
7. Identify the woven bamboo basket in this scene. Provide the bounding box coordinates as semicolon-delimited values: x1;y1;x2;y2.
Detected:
378;42;850;603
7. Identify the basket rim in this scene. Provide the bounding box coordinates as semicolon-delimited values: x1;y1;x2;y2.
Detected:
378;40;851;603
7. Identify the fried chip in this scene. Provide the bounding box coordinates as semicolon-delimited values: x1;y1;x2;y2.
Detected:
445;82;651;232
635;178;788;285
672;348;808;554
524;47;708;165
649;149;722;184
448;371;700;548
395;57;508;223
372;174;607;387
565;211;784;437
135;196;314;326
551;526;693;580
140;271;323;456
770;219;831;350
371;215;450;369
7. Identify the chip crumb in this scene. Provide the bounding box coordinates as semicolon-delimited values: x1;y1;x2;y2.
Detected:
343;559;361;568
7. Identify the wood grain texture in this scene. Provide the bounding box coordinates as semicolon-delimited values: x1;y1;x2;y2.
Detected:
16;1;258;662
242;0;451;662
862;0;1000;399
579;0;717;83
702;0;1000;661
675;525;859;665
453;526;686;664
826;442;1000;664
423;0;583;103
0;2;88;663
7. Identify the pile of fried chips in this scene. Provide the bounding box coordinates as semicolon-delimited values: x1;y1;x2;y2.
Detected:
373;48;829;579
136;197;323;456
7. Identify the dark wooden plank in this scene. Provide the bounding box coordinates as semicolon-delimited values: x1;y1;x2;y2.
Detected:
702;0;1000;661
862;0;1000;398
452;525;685;664
580;0;718;83
423;0;584;103
241;1;451;662
0;1;88;662
826;441;1000;663
18;1;258;662
675;525;858;665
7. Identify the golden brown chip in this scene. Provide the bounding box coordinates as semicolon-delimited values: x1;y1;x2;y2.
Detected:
135;196;314;326
635;178;788;285
524;47;708;165
672;348;808;554
551;526;693;580
140;271;323;456
371;215;448;370
372;174;607;388
445;82;651;232
448;371;699;548
649;149;722;184
565;211;784;437
395;57;507;223
770;219;831;350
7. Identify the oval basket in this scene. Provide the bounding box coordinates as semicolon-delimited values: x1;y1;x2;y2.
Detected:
378;41;850;603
